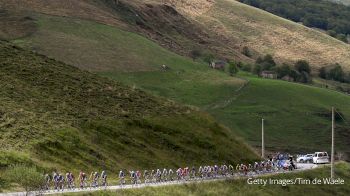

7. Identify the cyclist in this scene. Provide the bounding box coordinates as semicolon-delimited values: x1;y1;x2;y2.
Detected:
101;171;108;187
119;170;125;186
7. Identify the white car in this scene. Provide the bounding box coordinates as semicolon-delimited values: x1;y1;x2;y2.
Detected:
297;154;313;163
313;152;330;164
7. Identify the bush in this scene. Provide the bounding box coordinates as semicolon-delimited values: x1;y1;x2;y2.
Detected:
189;49;202;61
203;53;215;65
228;61;239;76
276;63;291;78
253;64;262;75
319;67;327;79
346;73;350;83
241;63;252;72
336;34;348;43
4;165;45;194
298;71;312;83
242;46;252;57
327;30;337;37
295;60;311;74
256;54;276;71
289;69;300;81
329;64;345;82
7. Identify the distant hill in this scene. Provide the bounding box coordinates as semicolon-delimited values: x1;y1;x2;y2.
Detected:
239;0;350;44
0;41;258;176
1;0;350;71
1;0;349;161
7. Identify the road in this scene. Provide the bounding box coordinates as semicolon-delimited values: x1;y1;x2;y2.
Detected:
0;163;320;196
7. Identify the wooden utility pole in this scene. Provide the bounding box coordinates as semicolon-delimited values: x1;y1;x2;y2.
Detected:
331;107;335;179
262;118;265;159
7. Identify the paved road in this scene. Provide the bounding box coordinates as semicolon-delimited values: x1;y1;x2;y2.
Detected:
0;163;321;196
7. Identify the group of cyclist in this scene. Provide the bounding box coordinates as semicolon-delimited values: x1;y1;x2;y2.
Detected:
44;155;296;191
44;171;108;191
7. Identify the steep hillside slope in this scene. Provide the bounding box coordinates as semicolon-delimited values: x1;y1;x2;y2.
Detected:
0;41;258;174
1;0;350;70
115;70;350;160
1;0;349;157
192;0;350;69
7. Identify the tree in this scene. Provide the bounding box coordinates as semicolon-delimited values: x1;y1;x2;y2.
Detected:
189;49;201;61
262;54;276;67
253;64;262;75
319;67;327;79
255;56;264;64
4;165;45;195
203;53;215;65
329;64;345;82
327;30;337;37
336;34;348;43
237;61;244;69
298;71;312;83
228;61;239;76
256;54;276;71
345;73;350;83
241;63;252;72
276;63;291;78
295;60;311;74
289;69;300;81
242;46;252;57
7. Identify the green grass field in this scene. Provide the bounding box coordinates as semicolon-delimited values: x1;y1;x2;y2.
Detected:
68;162;350;196
13;14;204;72
209;74;350;155
111;71;350;158
9;12;350;159
0;41;259;192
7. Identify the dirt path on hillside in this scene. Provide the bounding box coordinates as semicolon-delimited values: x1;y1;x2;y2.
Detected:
203;76;250;110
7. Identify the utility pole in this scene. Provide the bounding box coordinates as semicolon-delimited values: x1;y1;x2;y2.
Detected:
331;107;335;179
262;118;265;159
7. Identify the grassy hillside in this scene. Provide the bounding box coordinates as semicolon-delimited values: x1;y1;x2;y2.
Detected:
193;0;350;70
4;5;349;158
209;74;350;156
71;162;350;196
0;41;259;192
113;70;350;159
1;0;350;70
10;13;248;107
12;14;196;72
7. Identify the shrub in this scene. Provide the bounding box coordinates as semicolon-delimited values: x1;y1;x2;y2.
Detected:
241;63;252;72
189;49;202;61
329;64;345;82
336;34;348;43
203;53;215;65
295;60;311;74
253;64;262;75
276;63;291;78
228;61;239;76
4;165;45;195
319;67;327;79
242;46;252;57
298;71;312;83
255;54;276;71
